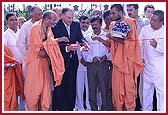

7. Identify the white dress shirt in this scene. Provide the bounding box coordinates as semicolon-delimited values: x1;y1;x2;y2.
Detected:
83;30;109;63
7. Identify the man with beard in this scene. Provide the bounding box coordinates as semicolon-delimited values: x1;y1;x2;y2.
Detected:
107;4;144;111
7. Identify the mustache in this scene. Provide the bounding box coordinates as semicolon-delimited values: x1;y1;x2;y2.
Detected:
83;26;88;28
128;13;132;16
93;27;98;30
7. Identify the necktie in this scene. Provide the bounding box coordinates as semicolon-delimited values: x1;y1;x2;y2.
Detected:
66;25;73;58
66;25;70;37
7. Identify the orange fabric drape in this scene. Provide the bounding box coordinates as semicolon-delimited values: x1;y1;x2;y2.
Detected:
24;20;64;111
4;45;24;111
109;17;144;111
43;28;65;86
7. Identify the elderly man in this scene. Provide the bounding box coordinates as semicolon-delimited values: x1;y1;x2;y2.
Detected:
24;10;64;111
139;10;165;111
52;8;88;111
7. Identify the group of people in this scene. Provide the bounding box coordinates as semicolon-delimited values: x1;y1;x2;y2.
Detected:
4;3;165;111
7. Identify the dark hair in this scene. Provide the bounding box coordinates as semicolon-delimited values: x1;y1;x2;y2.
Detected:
79;15;89;22
30;5;41;13
126;4;139;10
6;12;16;21
103;10;110;20
62;8;72;14
90;15;102;24
43;10;56;19
153;10;164;22
110;4;124;13
144;4;155;12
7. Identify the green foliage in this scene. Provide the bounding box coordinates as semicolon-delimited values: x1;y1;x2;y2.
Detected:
4;4;31;31
74;8;93;20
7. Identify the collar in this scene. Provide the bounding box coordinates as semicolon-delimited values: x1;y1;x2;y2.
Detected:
62;20;70;28
92;29;107;38
7;28;18;34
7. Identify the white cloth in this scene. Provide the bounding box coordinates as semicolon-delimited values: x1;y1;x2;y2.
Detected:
75;29;91;111
139;25;165;111
16;19;33;77
4;28;23;64
83;30;109;63
102;29;112;61
77;29;92;71
137;17;150;107
138;17;150;35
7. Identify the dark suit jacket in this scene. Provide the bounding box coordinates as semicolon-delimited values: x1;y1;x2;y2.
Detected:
52;19;85;69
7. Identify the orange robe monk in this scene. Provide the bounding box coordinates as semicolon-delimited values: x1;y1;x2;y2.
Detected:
24;20;64;111
109;17;144;111
4;45;24;111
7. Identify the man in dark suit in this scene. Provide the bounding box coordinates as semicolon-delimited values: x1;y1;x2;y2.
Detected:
52;8;87;111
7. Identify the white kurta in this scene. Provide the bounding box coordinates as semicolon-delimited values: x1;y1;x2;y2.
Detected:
4;28;23;64
75;29;92;111
139;25;165;111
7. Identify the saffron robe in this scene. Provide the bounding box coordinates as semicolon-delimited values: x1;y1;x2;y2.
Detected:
4;45;24;111
24;20;64;111
109;17;144;111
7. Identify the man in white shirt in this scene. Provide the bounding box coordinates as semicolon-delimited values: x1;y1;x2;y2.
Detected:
4;12;22;64
83;16;109;111
139;10;164;111
4;12;24;111
16;5;42;111
75;15;91;111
